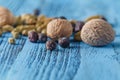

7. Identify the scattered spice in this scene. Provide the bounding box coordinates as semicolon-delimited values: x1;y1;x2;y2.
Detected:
58;37;70;48
74;21;84;33
55;16;67;20
74;31;81;41
28;30;38;43
0;7;15;26
38;33;47;43
46;40;56;50
2;25;14;32
85;15;107;22
81;19;115;46
12;31;19;38
33;9;40;16
8;38;15;44
0;6;115;50
47;19;73;40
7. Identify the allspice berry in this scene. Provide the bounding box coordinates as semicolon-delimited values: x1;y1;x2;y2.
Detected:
47;19;73;40
81;19;115;46
46;40;56;51
0;7;15;26
28;31;38;43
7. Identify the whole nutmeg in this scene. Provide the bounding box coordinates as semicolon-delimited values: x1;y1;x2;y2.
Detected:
47;19;73;40
0;7;15;26
81;19;115;46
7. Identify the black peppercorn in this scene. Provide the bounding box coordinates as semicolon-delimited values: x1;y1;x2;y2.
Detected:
34;9;40;16
58;37;70;48
38;33;47;43
59;16;67;19
54;16;67;20
70;21;76;32
46;40;57;50
28;31;38;43
74;21;84;32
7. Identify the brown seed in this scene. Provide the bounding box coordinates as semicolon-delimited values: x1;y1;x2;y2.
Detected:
74;31;81;41
47;19;73;40
37;15;46;22
23;25;35;30
22;30;28;36
0;30;2;36
0;7;15;26
15;25;24;33
41;29;47;34
12;32;19;38
74;21;84;32
36;27;42;33
13;16;23;26
8;38;15;44
21;14;37;25
81;19;115;46
2;25;14;32
85;15;107;22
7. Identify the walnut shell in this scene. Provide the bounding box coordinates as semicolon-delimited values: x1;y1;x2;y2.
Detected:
0;7;15;26
81;19;115;46
47;19;73;40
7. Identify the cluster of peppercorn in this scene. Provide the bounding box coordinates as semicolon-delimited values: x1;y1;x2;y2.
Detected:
28;30;70;51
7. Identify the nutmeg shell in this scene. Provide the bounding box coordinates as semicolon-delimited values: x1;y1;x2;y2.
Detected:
81;19;115;46
47;19;73;40
0;7;15;26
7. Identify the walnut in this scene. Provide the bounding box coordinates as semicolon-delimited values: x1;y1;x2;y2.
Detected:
81;19;115;46
0;7;15;26
47;19;73;40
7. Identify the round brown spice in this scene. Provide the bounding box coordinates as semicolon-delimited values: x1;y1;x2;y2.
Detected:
81;19;115;46
47;19;73;40
0;7;15;26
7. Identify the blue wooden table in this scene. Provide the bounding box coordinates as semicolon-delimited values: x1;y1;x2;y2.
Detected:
0;0;120;80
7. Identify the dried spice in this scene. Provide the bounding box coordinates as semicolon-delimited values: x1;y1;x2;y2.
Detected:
12;31;19;38
58;37;70;48
28;30;38;43
0;7;15;26
33;9;40;16
47;19;73;40
85;15;107;22
8;38;15;44
81;19;115;46
46;40;56;50
21;14;37;25
74;21;84;32
2;25;14;32
74;31;81;41
38;33;47;43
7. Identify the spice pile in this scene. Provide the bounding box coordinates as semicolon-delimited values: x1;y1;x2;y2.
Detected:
0;7;115;50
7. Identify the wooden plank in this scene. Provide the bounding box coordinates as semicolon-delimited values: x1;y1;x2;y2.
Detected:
74;37;120;80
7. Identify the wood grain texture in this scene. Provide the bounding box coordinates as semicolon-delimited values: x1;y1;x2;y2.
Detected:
0;0;120;80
